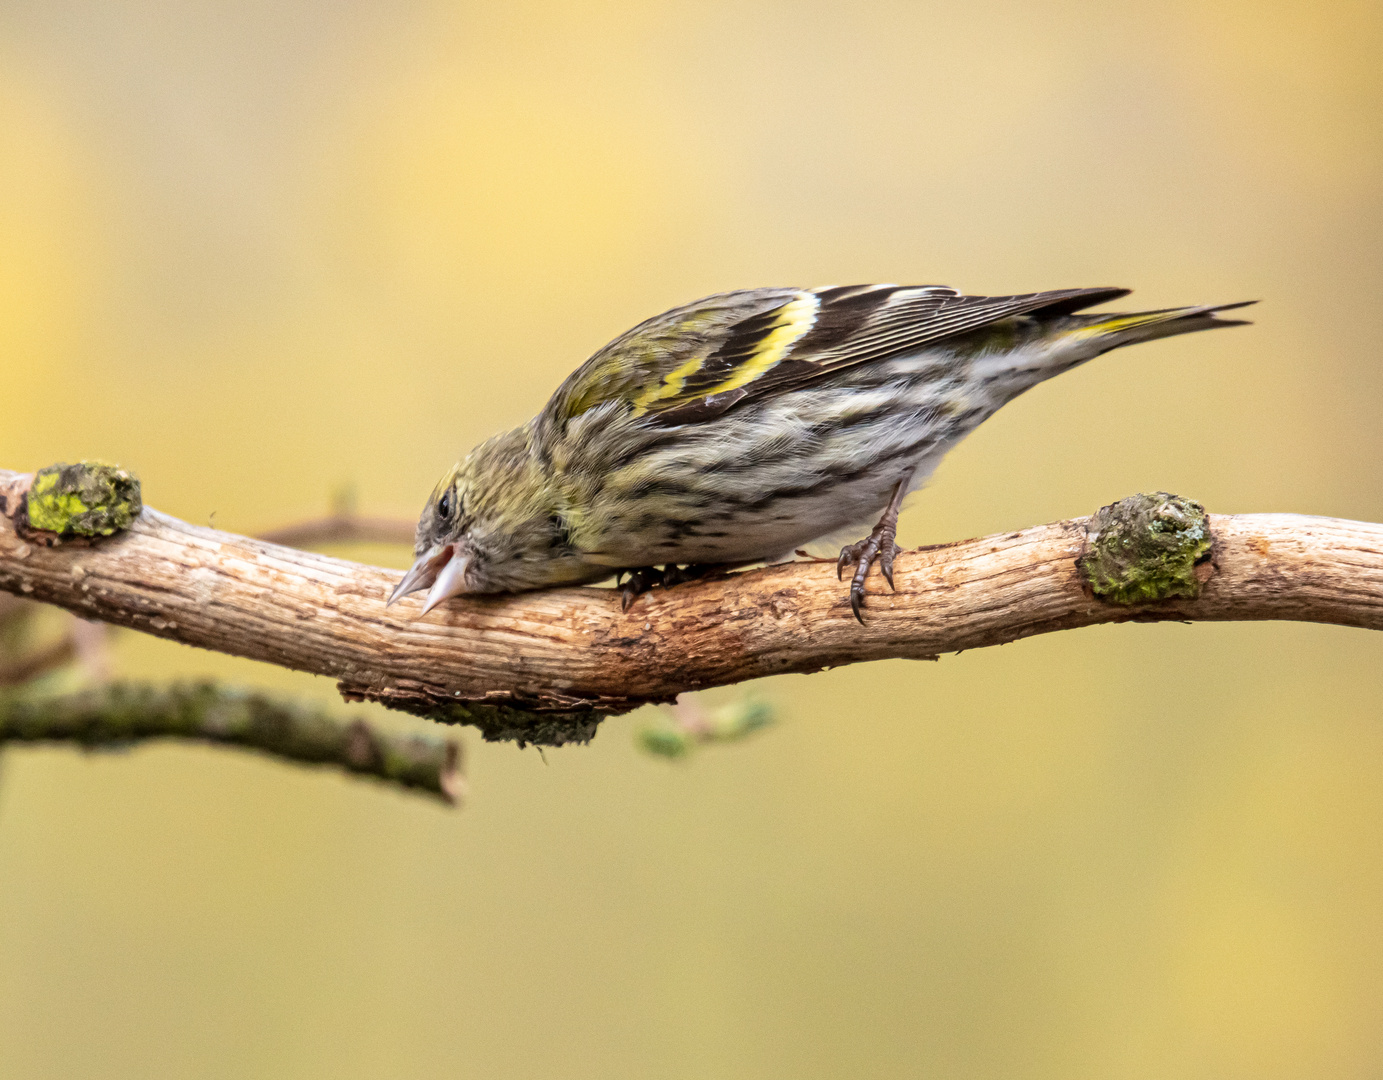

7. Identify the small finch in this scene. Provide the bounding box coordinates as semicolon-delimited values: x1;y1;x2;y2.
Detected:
388;285;1251;621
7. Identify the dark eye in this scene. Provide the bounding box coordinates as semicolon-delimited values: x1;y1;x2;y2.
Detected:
438;489;456;522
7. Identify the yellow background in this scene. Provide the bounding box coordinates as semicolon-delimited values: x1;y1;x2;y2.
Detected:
3;1;1383;1076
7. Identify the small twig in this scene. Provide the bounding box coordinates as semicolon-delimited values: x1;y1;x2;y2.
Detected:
257;482;416;549
257;516;416;549
0;682;464;804
0;595;111;689
0;637;77;688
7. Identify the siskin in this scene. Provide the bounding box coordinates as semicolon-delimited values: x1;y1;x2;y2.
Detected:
389;284;1251;621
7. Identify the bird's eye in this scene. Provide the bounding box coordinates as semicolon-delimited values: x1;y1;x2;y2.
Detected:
438;489;456;521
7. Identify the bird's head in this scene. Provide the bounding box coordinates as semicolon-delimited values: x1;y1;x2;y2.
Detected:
386;425;572;615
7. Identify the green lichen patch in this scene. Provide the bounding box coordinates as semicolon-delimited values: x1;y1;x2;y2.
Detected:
24;461;141;537
1077;492;1212;605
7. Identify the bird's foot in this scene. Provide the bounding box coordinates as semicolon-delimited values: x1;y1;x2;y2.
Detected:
837;528;900;624
836;471;913;624
617;564;719;611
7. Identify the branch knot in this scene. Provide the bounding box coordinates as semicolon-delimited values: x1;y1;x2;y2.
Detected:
1077;492;1213;605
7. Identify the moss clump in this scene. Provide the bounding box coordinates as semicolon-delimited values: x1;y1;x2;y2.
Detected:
25;462;141;537
1077;492;1211;605
429;701;604;747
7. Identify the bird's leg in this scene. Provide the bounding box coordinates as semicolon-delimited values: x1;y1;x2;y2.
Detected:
837;470;914;624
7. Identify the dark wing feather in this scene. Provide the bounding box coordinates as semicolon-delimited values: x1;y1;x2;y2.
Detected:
745;285;1130;397
650;284;1130;425
544;287;800;425
547;284;1131;429
676;305;797;398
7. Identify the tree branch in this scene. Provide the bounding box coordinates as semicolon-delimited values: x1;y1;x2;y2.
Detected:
0;682;463;803
3;465;1381;745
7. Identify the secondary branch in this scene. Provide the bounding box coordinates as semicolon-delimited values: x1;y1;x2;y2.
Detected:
0;682;462;803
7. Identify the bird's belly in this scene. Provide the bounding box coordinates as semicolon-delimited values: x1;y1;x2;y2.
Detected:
589;449;946;568
573;375;973;569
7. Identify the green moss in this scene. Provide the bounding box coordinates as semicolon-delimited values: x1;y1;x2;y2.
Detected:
25;461;141;537
428;701;604;747
1077;492;1212;605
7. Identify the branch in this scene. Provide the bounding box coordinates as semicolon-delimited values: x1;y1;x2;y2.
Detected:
3;463;1381;745
0;682;463;804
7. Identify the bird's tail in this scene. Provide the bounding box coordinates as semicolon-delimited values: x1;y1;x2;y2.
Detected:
1068;300;1257;351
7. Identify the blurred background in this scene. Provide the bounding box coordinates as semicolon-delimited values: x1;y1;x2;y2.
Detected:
2;1;1382;1076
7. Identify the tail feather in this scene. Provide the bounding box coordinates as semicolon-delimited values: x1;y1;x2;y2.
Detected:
1068;300;1256;351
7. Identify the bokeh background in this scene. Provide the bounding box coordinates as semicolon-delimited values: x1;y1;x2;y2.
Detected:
2;1;1383;1077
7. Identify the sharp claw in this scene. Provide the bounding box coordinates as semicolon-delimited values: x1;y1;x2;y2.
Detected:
850;585;865;624
849;549;873;623
881;548;896;591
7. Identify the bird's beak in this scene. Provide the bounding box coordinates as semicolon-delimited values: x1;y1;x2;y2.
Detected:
386;544;471;616
419;551;471;616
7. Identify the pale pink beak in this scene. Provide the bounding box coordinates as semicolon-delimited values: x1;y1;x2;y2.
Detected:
386;544;471;617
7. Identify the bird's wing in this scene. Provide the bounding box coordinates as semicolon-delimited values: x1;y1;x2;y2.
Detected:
546;284;1131;427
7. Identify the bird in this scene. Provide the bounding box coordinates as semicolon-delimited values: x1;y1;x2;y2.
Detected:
387;284;1252;622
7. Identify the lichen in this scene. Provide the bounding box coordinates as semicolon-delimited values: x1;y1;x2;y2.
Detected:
1077;492;1212;605
24;461;141;537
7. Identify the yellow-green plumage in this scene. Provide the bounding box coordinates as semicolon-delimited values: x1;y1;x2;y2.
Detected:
389;284;1252;617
